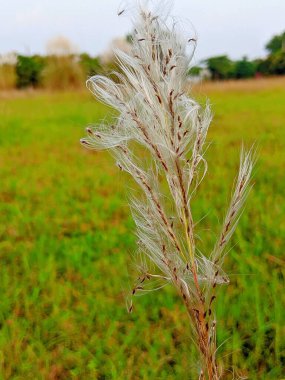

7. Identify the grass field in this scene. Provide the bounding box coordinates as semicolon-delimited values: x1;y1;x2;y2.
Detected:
0;77;285;379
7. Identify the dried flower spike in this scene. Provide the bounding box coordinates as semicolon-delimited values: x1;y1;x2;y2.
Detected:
82;3;253;379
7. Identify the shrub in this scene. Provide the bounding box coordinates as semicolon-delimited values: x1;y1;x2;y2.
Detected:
0;64;16;90
15;55;44;88
79;53;102;78
42;55;84;90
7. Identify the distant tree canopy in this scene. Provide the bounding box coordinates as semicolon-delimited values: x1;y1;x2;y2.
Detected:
234;57;256;79
188;66;202;76
204;55;257;80
204;55;234;80
265;31;285;54
126;33;133;44
261;51;285;75
79;53;102;77
202;30;285;80
16;55;44;88
254;31;285;76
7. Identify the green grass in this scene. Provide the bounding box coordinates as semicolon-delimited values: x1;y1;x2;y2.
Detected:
0;78;284;379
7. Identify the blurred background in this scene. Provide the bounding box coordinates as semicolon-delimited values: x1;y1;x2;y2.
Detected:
0;1;284;379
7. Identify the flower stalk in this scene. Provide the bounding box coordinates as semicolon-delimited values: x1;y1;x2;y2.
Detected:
81;3;253;379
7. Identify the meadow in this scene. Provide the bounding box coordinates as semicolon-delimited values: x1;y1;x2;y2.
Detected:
0;77;284;379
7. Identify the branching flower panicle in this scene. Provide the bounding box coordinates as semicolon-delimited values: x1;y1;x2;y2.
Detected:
81;3;253;379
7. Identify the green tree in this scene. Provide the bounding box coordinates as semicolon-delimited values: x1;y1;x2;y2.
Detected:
265;31;285;54
255;52;285;76
188;66;202;76
16;55;44;88
79;53;102;78
255;58;270;75
234;56;256;79
204;55;234;80
126;33;133;44
268;51;285;75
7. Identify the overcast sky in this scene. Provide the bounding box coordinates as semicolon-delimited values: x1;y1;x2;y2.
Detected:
1;0;284;62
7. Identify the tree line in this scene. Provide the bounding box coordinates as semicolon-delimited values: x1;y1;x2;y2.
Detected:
0;31;284;90
191;31;285;80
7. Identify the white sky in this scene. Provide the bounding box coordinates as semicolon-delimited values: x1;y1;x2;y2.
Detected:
0;0;284;62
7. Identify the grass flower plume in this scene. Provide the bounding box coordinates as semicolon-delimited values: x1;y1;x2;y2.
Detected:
81;3;253;379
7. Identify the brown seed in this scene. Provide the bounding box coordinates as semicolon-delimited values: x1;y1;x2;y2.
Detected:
86;127;93;135
156;95;162;104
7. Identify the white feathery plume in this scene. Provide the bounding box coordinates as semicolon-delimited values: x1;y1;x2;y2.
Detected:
81;3;253;379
